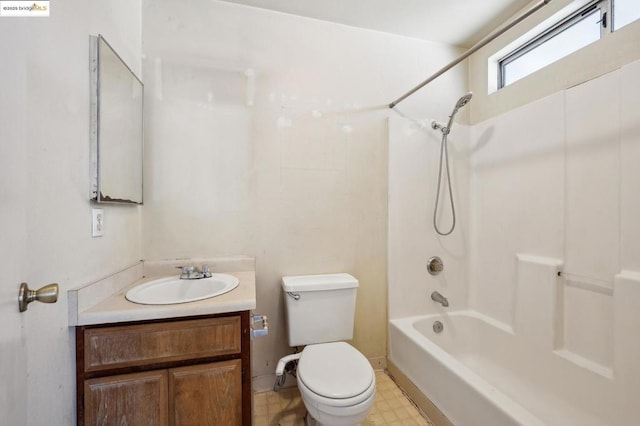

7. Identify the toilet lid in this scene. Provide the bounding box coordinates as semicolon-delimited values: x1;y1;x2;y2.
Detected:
298;342;374;399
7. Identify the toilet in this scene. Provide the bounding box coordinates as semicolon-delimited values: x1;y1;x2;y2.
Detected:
281;273;375;426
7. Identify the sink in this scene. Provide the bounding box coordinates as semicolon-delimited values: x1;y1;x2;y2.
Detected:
125;273;240;305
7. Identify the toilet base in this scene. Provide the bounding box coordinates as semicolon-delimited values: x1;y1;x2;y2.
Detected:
305;412;361;426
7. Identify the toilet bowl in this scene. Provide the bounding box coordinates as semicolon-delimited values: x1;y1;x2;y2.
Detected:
296;341;375;426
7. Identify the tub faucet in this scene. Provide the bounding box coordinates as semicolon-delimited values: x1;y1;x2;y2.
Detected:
431;291;449;307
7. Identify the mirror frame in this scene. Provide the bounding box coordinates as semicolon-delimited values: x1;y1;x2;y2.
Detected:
90;34;144;204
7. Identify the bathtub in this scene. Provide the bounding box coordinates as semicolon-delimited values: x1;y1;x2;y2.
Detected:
389;311;616;426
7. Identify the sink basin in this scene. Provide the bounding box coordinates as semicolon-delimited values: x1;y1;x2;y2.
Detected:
125;273;240;305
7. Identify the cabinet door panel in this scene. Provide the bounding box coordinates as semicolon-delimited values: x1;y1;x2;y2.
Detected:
85;370;168;426
169;360;242;426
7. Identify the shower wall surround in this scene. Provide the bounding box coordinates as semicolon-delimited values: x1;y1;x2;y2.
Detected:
468;57;640;416
389;57;640;421
141;0;467;388
388;118;471;319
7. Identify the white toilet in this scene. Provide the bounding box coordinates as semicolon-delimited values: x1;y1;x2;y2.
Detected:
281;273;376;426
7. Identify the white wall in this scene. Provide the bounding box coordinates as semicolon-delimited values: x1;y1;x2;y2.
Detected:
141;0;466;385
0;1;142;424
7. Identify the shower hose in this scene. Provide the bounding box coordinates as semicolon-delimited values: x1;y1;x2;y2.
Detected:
433;130;456;236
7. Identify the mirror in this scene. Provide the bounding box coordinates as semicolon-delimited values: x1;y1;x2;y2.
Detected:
90;34;143;204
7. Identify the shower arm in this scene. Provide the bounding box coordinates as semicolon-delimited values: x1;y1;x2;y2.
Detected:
388;0;553;109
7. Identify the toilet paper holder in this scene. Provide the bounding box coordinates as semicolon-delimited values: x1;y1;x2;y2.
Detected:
251;314;269;338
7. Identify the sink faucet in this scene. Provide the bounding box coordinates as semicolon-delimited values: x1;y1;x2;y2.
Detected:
431;291;449;307
177;265;212;280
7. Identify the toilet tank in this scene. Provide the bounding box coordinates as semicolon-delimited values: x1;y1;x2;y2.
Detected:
282;273;358;347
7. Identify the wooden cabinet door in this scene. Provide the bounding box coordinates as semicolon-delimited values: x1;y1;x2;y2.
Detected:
85;370;168;426
169;360;242;426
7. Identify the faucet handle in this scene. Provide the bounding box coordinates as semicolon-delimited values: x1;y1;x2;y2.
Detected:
201;264;212;278
176;266;195;279
427;256;444;275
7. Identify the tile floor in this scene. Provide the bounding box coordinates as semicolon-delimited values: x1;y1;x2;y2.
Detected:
254;371;434;426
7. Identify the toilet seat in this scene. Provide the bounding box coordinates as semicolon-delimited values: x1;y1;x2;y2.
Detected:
297;342;375;407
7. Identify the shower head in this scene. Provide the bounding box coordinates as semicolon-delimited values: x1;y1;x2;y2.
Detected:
432;92;473;135
454;92;473;111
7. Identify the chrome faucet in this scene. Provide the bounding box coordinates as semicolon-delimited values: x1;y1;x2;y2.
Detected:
177;265;212;280
431;291;449;307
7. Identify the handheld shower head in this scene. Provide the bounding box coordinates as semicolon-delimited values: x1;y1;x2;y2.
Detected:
432;92;473;135
432;92;473;237
454;92;473;111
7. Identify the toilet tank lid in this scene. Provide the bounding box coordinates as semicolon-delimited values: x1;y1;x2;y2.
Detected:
282;273;358;292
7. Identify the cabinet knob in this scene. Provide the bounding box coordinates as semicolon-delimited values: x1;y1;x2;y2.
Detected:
18;282;59;312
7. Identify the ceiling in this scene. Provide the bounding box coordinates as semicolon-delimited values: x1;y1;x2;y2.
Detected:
217;0;532;47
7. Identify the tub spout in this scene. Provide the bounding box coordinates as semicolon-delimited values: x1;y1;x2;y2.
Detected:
431;291;449;307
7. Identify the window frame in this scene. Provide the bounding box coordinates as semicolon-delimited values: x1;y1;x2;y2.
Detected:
498;0;609;89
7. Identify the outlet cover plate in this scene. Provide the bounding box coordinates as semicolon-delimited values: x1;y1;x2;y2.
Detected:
92;208;104;237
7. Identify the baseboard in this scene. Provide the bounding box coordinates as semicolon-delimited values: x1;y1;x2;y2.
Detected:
387;360;453;426
369;356;387;371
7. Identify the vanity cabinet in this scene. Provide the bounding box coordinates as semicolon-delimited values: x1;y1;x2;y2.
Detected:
76;312;251;426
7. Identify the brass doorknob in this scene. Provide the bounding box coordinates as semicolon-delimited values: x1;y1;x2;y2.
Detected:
18;282;59;312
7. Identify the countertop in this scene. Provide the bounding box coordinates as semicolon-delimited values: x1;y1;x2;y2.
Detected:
68;257;256;326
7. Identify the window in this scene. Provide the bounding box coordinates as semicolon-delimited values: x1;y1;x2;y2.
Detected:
613;0;640;30
497;0;639;89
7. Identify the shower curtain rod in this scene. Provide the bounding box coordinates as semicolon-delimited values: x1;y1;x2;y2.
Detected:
389;0;553;109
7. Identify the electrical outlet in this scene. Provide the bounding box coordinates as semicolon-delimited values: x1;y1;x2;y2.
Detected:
92;208;104;237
